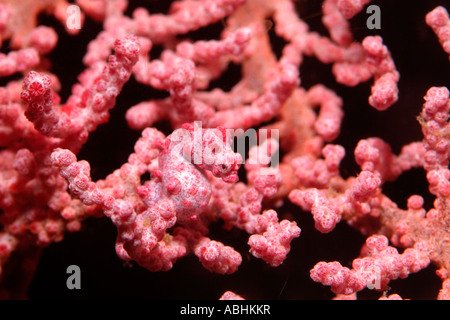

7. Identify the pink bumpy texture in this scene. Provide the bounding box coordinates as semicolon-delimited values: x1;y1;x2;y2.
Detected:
310;235;431;295
0;0;448;300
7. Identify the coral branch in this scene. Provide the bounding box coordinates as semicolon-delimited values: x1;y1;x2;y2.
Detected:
0;0;450;301
336;0;371;19
426;6;450;59
310;235;430;295
21;35;140;148
0;48;39;77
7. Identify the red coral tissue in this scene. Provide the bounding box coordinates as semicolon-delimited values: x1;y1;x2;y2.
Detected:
0;0;449;300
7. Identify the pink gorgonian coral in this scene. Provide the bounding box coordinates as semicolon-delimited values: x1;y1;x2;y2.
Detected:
0;0;449;300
